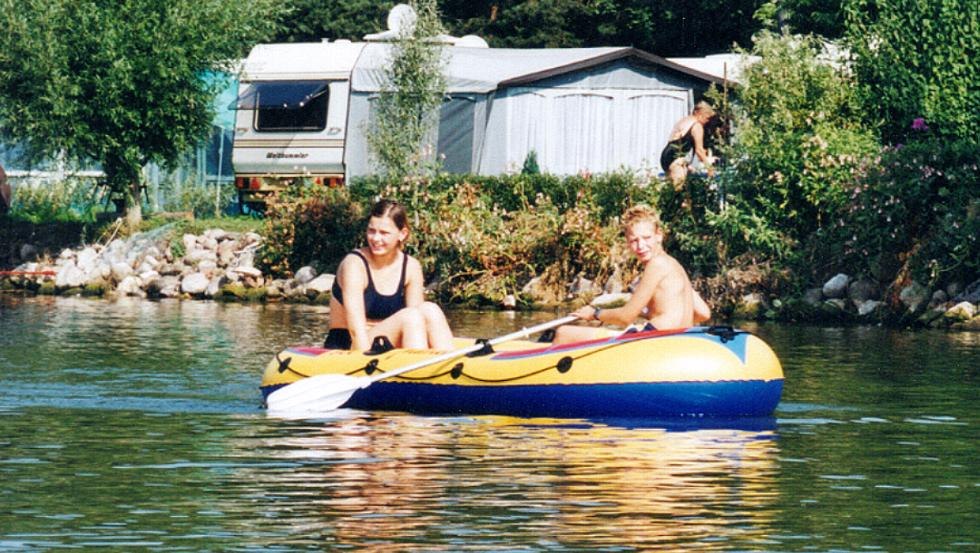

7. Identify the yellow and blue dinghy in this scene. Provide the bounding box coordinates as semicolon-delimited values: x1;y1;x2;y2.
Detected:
261;326;783;418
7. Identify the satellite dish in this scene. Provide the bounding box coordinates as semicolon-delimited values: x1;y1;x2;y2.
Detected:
456;35;489;48
387;4;417;33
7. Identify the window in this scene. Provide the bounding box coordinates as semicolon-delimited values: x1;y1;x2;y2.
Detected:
240;81;329;132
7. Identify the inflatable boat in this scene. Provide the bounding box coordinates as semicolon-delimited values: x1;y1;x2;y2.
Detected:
260;325;783;418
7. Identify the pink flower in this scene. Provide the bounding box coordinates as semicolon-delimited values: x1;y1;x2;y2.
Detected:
911;117;929;131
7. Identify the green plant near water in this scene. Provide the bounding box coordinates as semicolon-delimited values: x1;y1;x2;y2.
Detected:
723;31;878;247
831;136;980;291
7;178;108;223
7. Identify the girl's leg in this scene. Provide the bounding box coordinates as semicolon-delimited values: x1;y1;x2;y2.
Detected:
369;307;428;349
419;302;454;350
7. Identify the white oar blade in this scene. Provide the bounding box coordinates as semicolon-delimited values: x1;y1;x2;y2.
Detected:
266;374;364;415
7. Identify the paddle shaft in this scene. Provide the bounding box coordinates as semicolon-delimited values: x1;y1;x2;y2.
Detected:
359;315;579;387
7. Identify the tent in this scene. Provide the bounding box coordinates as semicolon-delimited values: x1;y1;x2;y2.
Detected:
345;44;723;177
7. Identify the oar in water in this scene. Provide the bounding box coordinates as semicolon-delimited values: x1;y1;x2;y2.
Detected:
266;315;579;414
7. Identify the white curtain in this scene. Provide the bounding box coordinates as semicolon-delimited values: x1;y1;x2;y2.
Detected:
504;87;689;175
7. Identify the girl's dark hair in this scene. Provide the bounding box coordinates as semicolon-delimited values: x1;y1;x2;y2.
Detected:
371;199;409;232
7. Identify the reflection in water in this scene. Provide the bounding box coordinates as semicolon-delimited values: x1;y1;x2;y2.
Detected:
229;415;779;550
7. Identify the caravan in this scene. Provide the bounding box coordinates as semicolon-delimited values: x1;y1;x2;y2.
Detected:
231;7;723;210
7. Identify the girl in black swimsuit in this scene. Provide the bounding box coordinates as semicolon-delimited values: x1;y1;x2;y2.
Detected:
325;199;454;351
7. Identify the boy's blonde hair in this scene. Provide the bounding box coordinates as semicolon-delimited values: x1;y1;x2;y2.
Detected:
621;204;662;234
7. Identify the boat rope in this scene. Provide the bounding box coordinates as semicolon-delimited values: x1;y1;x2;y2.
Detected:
277;326;751;382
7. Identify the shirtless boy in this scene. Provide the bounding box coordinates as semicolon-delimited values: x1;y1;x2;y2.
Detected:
553;204;710;344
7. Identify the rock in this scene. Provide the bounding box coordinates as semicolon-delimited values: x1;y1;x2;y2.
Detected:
592;292;630;309
216;240;237;267
205;275;225;298
917;307;946;327
823;298;848;312
76;247;100;274
235;249;255;269
117;275;145;297
952;279;980;303
205;229;228;242
857;300;884;317
19;243;38;262
182;234;197;254
306;274;335;295
184;248;217;265
55;264;87;289
148;275;181;298
294;266;318;285
199;236;219;251
734;293;766;319
569;275;594;295
803;287;824;306
951;315;980;331
899;282;930;313
110;262;133;283
58;248;75;260
243;232;262;245
230;266;263;279
946;282;964;298
501;294;517;309
847;278;879;303
181;272;210;295
943;301;977;323
822;273;850;299
930;290;948;307
604;267;624;294
197;259;218;276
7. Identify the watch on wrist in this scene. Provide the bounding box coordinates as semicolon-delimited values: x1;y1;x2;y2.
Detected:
593;306;602;321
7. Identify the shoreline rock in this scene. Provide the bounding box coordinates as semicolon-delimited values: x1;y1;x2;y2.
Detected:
3;232;978;331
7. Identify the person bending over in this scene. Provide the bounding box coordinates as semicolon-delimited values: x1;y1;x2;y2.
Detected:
659;101;717;189
325;199;454;351
553;204;711;344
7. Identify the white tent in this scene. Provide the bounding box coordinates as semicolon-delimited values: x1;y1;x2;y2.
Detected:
345;44;722;177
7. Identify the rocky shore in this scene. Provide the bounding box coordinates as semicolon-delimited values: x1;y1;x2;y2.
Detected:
3;225;979;331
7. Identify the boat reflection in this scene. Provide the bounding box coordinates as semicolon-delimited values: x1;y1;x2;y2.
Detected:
229;414;780;549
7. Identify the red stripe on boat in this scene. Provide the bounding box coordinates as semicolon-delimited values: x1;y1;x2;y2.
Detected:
492;327;689;360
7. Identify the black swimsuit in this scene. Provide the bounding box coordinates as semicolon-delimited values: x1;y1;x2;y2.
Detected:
659;124;697;172
325;251;408;349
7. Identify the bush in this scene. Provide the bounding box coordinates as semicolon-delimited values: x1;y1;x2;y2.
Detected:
725;32;878;242
259;185;366;276
8;178;107;223
833;136;980;291
152;177;236;219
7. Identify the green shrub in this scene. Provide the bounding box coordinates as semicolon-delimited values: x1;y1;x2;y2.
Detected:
259;185;365;276
152;177;236;219
834;136;980;289
8;178;107;223
725;32;878;242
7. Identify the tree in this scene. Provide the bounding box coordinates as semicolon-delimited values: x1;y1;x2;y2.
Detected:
844;0;979;144
366;0;447;182
440;0;762;56
0;0;282;226
273;0;388;43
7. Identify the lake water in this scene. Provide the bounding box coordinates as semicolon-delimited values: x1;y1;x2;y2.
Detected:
0;295;976;551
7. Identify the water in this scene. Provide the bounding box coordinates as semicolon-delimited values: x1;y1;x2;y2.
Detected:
0;295;976;551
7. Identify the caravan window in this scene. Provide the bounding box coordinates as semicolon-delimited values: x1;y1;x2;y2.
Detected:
242;81;329;132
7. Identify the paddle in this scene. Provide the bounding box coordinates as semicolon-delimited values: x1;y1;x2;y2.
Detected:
266;315;578;415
